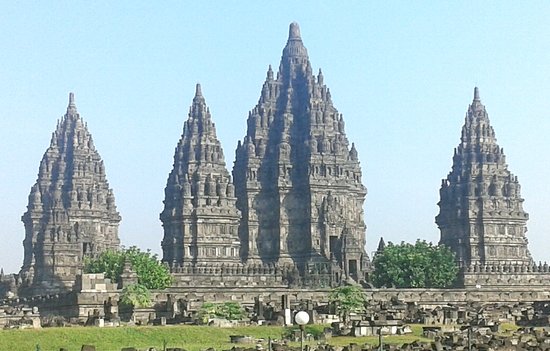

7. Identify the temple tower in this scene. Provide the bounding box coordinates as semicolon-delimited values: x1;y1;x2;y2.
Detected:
20;93;121;295
233;23;368;281
160;84;241;265
436;88;532;267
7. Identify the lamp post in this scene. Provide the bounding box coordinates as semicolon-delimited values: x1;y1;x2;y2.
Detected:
295;310;310;351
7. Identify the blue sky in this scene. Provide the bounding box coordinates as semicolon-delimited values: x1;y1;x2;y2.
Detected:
1;2;550;273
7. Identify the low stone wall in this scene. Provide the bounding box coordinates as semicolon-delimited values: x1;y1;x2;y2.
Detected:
0;305;40;329
7;271;550;323
154;285;550;311
463;272;550;288
20;273;119;322
169;262;334;288
15;284;550;324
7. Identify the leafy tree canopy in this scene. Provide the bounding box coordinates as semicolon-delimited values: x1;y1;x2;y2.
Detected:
197;302;245;323
84;246;172;290
328;284;366;324
119;283;151;308
371;240;458;288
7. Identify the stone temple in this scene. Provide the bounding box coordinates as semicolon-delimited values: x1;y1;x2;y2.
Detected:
436;88;543;288
9;23;546;302
160;84;241;265
19;93;121;295
161;22;369;284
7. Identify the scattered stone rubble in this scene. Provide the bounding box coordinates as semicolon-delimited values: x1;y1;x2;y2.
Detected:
0;302;40;329
8;288;550;351
45;327;550;351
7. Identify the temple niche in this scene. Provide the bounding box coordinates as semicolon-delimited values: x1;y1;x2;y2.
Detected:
232;23;369;282
19;93;121;296
160;84;241;266
436;88;532;268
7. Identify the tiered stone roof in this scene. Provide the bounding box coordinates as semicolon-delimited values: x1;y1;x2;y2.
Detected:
233;23;368;280
436;88;532;266
160;84;241;265
20;93;120;295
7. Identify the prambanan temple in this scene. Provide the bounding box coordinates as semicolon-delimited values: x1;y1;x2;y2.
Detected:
9;23;549;297
18;94;121;296
160;22;367;283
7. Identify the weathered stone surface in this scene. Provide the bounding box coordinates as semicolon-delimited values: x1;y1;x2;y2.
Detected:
160;84;241;265
233;22;368;282
436;88;532;267
19;93;121;296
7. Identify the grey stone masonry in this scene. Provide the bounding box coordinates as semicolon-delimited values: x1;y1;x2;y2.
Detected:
160;84;241;265
436;87;532;267
19;93;121;296
233;23;368;282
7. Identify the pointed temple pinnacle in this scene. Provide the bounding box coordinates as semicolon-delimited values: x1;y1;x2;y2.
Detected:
195;83;203;98
67;92;77;113
473;87;480;102
289;22;301;40
68;92;76;107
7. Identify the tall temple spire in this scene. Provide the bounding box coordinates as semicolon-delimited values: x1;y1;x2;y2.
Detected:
288;22;301;40
282;22;309;65
436;88;531;268
67;92;77;114
233;23;368;282
161;85;240;265
194;83;203;99
473;86;480;102
20;93;121;296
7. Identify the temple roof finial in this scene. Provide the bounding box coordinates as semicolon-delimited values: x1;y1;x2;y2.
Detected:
282;22;308;60
67;92;77;114
289;22;301;40
473;87;480;102
195;83;202;98
193;83;205;104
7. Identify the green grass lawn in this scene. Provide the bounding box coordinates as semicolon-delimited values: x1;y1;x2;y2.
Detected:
0;324;432;351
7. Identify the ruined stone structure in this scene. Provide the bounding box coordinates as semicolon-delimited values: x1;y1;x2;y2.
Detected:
435;88;546;287
232;23;368;281
2;24;550;328
160;23;368;285
160;84;241;265
19;93;121;296
436;88;532;266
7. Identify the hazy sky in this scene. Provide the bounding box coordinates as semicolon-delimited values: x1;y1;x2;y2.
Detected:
1;2;550;274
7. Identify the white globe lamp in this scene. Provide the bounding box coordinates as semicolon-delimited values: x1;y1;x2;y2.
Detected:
295;310;310;325
295;311;310;351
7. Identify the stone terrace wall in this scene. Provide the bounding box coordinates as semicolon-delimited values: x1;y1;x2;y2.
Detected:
461;263;550;288
169;262;334;288
5;272;550;321
155;286;550;310
10;273;119;322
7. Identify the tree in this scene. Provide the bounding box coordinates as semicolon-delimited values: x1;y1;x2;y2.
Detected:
197;302;245;323
371;240;458;288
124;247;172;289
328;284;366;324
84;249;125;284
119;283;151;308
84;246;172;290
